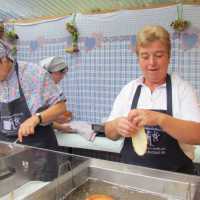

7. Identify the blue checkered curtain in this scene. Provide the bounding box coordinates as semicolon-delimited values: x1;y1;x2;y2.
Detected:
15;5;200;123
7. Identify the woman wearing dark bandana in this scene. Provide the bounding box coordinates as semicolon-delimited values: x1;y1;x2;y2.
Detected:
0;42;67;150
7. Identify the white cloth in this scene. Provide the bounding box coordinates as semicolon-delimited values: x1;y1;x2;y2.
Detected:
107;73;200;160
68;121;96;142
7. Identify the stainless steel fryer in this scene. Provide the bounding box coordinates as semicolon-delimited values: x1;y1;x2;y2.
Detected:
1;141;200;200
23;156;200;200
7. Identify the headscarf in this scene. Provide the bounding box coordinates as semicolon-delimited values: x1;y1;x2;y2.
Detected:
40;56;68;73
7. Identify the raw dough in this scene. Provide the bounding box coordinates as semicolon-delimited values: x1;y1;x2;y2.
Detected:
132;127;147;156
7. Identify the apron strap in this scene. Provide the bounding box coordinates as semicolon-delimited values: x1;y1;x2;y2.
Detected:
14;62;31;117
131;85;142;109
166;74;173;115
15;62;24;98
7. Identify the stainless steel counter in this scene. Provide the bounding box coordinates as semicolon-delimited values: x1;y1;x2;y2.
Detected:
0;141;200;200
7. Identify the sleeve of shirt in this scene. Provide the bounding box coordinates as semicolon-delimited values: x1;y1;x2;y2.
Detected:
20;62;66;113
173;74;200;122
107;82;135;122
170;74;198;160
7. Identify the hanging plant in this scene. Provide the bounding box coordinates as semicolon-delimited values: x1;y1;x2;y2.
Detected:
65;14;79;53
170;4;190;32
0;22;4;39
5;30;19;44
5;30;19;57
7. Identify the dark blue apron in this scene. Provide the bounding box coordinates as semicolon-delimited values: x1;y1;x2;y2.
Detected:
120;75;195;174
0;63;58;150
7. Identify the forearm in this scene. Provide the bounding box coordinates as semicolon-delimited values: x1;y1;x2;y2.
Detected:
159;113;200;144
36;101;67;124
105;119;121;140
18;101;67;142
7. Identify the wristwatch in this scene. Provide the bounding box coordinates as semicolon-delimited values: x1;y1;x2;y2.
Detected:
36;113;42;124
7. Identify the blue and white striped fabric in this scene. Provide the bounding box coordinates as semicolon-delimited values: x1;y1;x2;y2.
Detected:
14;5;200;123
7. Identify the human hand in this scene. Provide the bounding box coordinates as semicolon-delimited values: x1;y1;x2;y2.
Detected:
55;112;72;123
18;115;39;142
59;125;75;133
115;117;139;138
128;109;164;128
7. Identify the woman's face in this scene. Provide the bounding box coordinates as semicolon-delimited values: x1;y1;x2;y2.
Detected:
51;70;66;84
137;40;170;87
0;57;12;81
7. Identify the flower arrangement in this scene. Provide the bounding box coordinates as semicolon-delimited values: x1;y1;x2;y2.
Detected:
170;19;189;32
5;30;19;43
170;4;190;32
0;22;5;39
0;22;4;33
0;22;19;57
5;30;19;56
65;14;79;53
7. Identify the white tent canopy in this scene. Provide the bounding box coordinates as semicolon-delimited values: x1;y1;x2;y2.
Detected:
0;0;199;22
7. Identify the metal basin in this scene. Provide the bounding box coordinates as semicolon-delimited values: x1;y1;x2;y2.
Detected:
66;178;166;200
24;158;200;200
1;141;200;200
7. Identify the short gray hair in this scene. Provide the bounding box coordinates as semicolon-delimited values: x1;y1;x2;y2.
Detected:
136;25;171;57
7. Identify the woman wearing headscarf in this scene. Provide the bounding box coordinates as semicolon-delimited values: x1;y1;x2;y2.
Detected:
40;56;73;133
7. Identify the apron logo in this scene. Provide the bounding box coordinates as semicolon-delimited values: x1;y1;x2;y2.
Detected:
1;113;23;133
146;127;161;146
145;127;166;155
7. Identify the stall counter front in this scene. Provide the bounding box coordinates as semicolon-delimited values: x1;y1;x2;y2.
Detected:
55;120;200;163
56;132;123;153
